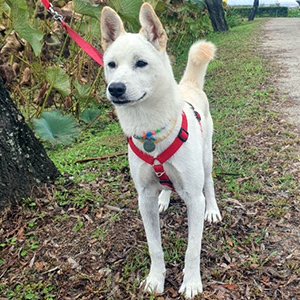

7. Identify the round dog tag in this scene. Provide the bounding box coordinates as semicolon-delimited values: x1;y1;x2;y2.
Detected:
143;138;155;152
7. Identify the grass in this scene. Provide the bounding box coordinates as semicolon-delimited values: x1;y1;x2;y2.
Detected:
1;18;299;300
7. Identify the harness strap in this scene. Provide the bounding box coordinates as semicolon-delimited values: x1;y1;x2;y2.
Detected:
188;102;202;131
128;112;188;190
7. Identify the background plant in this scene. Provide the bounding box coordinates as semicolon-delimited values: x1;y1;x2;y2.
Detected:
0;0;215;144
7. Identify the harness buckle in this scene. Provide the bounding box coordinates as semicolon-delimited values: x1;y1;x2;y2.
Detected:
178;127;189;142
153;164;165;177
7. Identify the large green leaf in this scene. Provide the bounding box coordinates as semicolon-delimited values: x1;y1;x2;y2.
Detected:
0;0;9;13
33;111;80;145
73;0;102;20
5;0;43;56
109;0;144;31
45;67;71;97
80;108;101;124
73;79;96;103
74;79;90;99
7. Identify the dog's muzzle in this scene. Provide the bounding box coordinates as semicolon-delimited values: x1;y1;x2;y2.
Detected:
108;82;132;105
108;82;126;98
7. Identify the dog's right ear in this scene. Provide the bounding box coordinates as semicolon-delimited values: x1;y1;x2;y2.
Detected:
101;7;125;51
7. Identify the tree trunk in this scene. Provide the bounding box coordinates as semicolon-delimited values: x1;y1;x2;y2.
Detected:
0;79;60;211
205;0;229;32
248;0;259;21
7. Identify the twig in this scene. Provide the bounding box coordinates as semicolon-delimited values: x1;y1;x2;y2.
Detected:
214;172;241;177
104;204;123;212
73;152;127;164
42;266;60;275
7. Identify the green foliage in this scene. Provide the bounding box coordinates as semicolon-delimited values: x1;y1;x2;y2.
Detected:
80;107;101;123
45;67;71;98
154;2;212;69
72;216;84;231
109;0;144;31
73;0;102;20
225;8;243;28
0;0;9;13
1;0;105;128
3;282;56;300
189;0;206;9
5;0;43;56
0;0;212;148
288;7;300;17
73;79;95;104
231;6;288;18
33;110;80;145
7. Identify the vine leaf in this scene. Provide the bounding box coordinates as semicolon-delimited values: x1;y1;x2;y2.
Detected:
45;67;71;98
6;0;43;56
73;0;102;20
80;108;101;124
33;111;80;145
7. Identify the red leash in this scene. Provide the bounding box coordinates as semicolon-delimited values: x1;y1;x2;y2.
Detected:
40;0;104;67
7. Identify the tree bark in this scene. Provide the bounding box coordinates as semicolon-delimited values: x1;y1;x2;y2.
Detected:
248;0;259;21
205;0;229;32
0;79;60;211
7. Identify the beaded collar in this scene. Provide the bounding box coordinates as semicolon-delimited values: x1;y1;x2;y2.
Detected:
133;119;177;152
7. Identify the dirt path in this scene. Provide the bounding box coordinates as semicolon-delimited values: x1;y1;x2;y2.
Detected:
261;18;300;133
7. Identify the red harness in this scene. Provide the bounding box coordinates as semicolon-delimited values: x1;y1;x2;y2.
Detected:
128;112;189;190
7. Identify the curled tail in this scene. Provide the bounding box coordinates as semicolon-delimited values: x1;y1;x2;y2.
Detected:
180;40;216;90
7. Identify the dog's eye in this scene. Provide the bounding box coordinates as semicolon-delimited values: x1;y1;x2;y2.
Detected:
135;60;148;68
108;61;116;69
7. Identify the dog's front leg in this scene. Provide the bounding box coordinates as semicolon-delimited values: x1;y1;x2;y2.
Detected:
139;187;166;294
179;192;205;299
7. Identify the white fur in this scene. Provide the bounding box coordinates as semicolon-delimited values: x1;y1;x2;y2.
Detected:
101;3;222;299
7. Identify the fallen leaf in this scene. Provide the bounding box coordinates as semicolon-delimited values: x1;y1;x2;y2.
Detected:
16;226;25;241
35;261;44;271
223;283;238;290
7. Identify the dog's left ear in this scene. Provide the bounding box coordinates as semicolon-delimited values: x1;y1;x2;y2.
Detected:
101;6;125;51
139;3;167;51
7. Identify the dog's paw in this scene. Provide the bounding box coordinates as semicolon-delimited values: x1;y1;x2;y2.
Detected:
179;277;203;299
158;190;171;213
158;198;169;213
205;209;222;223
141;272;165;294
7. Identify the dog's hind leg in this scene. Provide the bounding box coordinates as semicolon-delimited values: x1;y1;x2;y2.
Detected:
158;190;171;212
203;118;222;223
139;187;166;294
178;191;205;299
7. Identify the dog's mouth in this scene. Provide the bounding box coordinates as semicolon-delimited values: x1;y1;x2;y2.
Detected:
111;92;147;106
111;99;131;105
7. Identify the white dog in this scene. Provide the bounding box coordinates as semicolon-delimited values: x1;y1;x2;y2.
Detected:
100;3;222;299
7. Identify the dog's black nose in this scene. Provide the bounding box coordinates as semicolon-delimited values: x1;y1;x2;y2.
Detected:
108;82;126;98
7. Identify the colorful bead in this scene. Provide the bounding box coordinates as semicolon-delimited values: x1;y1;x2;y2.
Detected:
133;123;169;141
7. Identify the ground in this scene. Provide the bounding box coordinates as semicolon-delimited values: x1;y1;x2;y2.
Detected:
0;18;299;300
262;18;300;132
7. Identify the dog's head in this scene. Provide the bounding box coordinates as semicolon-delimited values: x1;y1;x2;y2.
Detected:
100;3;172;106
